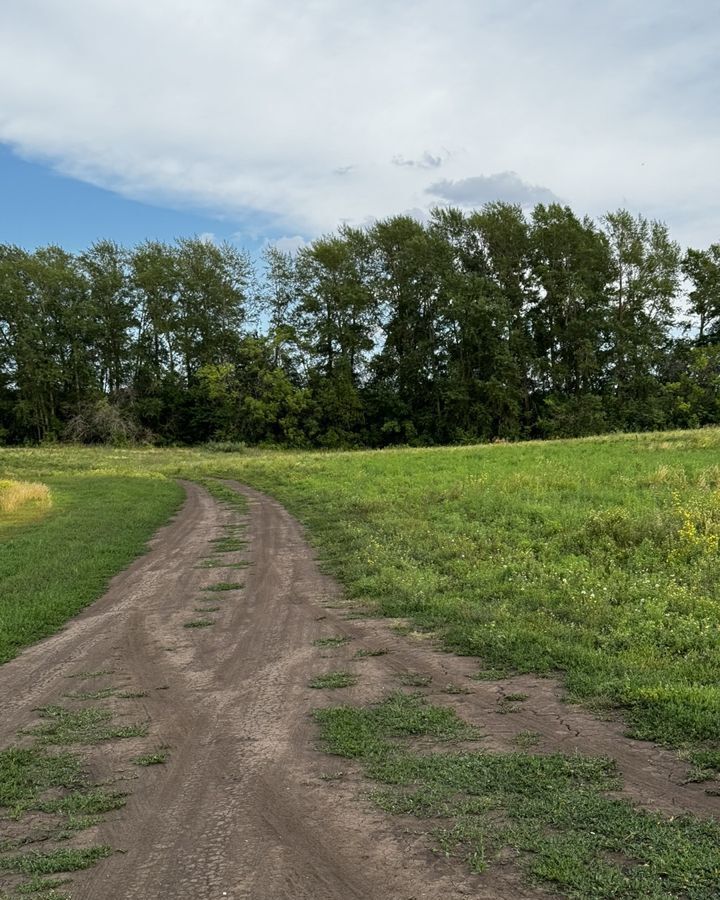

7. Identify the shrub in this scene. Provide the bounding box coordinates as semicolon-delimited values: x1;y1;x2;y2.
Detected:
64;399;150;446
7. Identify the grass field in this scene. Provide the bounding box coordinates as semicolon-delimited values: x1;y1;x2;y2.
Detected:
2;431;720;753
0;470;182;664
2;430;720;895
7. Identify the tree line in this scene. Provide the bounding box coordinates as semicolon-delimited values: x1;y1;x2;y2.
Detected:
1;203;719;447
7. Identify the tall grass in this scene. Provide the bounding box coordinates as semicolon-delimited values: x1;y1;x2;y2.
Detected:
0;479;51;514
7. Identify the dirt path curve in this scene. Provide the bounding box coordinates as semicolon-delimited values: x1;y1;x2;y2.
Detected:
1;481;715;900
0;481;489;900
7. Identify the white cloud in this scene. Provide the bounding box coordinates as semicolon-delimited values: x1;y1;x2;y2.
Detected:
392;152;445;170
427;172;560;208
267;235;309;256
0;0;718;246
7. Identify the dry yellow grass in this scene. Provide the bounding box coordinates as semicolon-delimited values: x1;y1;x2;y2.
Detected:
0;479;52;514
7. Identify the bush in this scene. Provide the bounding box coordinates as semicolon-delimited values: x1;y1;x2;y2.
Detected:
64;399;151;446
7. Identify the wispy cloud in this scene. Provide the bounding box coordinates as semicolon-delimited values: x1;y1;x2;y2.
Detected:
392;152;444;170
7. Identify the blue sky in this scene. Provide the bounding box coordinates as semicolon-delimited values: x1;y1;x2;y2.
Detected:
0;0;718;252
0;145;271;252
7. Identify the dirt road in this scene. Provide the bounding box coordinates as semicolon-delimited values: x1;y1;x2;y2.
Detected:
0;482;714;899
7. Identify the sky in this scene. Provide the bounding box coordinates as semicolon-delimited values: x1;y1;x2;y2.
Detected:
0;0;718;252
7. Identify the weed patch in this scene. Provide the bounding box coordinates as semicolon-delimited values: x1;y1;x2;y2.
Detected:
208;537;247;553
398;672;432;687
441;683;471;695
133;751;168;766
202;582;242;592
0;748;82;816
24;706;148;745
313;636;350;648
309;672;357;690
314;694;720;898
15;875;71;895
62;688;117;701
513;731;542;749
0;846;111;876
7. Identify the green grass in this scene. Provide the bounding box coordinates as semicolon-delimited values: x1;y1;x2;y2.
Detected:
15;875;72;896
0;473;181;664
35;789;127;816
4;434;720;750
0;847;111;876
201;582;243;592
198;431;720;751
308;671;358;690
0;745;125;893
24;706;148;745
0;748;83;816
196;478;248;514
398;672;432;687
313;636;351;648
132;751;168;766
183;619;214;628
4;435;720;894
513;730;542;749
207;537;247;553
314;694;720;898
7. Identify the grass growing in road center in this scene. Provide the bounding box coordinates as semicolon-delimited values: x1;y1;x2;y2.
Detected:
309;672;358;690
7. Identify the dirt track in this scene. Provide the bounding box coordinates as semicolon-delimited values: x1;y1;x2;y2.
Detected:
0;482;715;899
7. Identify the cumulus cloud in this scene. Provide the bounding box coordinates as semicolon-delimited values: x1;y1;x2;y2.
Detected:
0;0;718;246
427;172;560;208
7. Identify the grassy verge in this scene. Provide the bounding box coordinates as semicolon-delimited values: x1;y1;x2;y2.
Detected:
0;474;182;664
315;693;720;898
206;431;720;756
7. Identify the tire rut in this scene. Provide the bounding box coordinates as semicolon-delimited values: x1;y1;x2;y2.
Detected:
0;481;487;900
